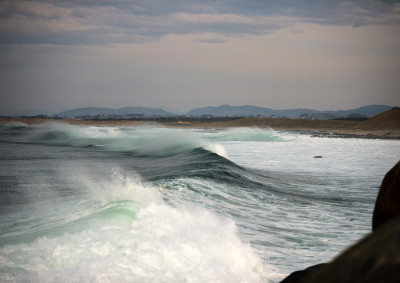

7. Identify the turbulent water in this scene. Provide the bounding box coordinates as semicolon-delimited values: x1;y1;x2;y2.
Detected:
0;122;399;282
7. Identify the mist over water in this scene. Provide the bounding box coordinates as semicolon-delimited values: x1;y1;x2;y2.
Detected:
0;123;399;282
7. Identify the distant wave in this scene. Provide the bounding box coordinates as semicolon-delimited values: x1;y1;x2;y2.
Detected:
2;123;228;158
0;122;369;205
204;127;290;142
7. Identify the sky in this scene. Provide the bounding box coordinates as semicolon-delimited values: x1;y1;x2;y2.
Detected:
0;0;400;114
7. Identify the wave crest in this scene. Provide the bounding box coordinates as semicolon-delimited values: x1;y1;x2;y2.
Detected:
17;123;228;157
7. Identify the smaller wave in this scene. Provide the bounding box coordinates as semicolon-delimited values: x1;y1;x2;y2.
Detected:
27;122;124;147
204;143;228;158
208;127;290;142
17;123;229;158
130;127;209;156
4;122;29;128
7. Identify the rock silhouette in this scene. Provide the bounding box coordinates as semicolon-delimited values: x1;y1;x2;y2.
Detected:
372;160;400;231
281;160;400;283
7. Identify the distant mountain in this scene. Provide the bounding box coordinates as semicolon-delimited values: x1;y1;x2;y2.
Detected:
326;105;392;117
116;107;174;116
56;107;174;118
186;104;273;117
0;109;54;117
57;107;115;117
187;105;320;118
268;108;320;118
186;104;393;119
4;104;393;119
160;106;186;115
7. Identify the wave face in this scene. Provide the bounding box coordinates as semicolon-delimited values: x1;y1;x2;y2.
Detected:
1;123;399;282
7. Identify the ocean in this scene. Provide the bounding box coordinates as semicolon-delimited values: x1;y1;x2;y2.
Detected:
0;122;399;282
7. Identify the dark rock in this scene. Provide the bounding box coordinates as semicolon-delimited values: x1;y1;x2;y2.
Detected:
305;216;400;283
280;160;400;283
313;156;323;158
280;218;400;282
280;264;326;283
372;160;400;231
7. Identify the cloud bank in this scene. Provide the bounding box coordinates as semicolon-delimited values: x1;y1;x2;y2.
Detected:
1;0;399;45
0;1;399;112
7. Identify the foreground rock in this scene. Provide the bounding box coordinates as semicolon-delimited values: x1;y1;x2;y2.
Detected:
281;160;400;283
305;217;400;283
280;264;326;283
373;160;400;231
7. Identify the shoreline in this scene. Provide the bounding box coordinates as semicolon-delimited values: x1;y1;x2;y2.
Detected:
1;117;399;140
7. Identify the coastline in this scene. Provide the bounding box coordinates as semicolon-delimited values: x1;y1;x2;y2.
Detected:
1;116;399;140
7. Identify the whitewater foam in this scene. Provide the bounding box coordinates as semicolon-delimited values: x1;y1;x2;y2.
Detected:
204;143;228;158
0;166;267;282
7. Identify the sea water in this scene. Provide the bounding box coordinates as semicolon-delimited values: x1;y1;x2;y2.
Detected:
0;123;399;282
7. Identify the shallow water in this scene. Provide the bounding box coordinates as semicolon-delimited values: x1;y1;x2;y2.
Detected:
0;123;399;282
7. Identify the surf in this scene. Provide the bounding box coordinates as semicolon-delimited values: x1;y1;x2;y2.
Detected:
1;123;399;282
203;127;290;142
0;165;267;282
4;123;228;158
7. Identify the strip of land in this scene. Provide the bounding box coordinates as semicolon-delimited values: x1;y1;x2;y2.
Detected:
1;108;399;139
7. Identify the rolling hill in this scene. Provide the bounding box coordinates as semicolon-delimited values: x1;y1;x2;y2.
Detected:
355;108;400;130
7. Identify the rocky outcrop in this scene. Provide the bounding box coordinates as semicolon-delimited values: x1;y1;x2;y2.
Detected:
305;216;400;283
281;160;400;283
372;160;400;231
280;264;326;283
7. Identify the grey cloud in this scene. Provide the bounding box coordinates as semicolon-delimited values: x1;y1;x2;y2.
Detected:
194;38;228;44
0;0;399;45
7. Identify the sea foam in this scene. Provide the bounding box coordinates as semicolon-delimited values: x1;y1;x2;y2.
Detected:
0;166;267;282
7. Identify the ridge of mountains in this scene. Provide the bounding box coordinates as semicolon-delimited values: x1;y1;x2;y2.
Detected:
186;104;392;118
56;106;174;118
0;104;394;120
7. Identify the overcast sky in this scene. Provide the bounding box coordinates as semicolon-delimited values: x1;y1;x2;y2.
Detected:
1;0;399;113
